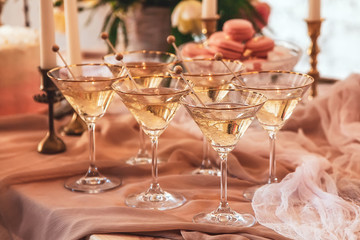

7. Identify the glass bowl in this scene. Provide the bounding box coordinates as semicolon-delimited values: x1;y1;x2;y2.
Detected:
178;39;302;72
242;40;302;71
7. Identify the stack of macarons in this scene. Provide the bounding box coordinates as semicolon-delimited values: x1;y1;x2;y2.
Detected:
207;19;275;60
207;31;245;59
181;42;213;59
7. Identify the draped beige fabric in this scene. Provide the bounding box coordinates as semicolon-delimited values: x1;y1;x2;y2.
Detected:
0;109;287;239
1;75;360;239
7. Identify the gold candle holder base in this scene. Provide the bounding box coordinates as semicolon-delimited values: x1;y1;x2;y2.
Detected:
59;112;87;136
201;15;220;39
34;68;66;154
306;18;324;99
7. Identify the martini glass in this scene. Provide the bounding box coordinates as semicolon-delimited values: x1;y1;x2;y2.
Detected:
181;88;267;226
104;50;177;165
237;71;314;200
112;75;188;210
48;63;124;193
179;58;244;176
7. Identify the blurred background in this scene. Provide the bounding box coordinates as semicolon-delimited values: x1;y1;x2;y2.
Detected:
2;0;359;80
1;0;359;116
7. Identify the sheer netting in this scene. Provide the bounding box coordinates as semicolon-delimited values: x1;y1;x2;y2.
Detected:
252;156;360;240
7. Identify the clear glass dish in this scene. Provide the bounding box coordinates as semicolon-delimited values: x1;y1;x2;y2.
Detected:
178;40;302;72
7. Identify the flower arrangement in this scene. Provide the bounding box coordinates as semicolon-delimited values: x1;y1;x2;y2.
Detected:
54;0;270;51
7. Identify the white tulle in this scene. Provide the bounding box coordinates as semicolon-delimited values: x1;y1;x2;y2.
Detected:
252;155;360;240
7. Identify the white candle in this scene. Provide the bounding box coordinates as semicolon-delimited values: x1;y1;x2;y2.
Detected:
202;0;217;18
64;0;82;64
308;0;321;20
39;0;57;69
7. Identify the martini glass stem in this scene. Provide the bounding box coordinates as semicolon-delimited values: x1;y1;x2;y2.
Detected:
201;138;211;169
137;126;148;157
85;122;100;177
219;152;229;209
268;131;278;184
149;135;160;191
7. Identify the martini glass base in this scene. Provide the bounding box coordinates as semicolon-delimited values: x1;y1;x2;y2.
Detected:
243;186;259;201
125;156;167;165
64;175;122;194
192;167;221;176
125;190;186;210
193;207;256;227
243;179;278;201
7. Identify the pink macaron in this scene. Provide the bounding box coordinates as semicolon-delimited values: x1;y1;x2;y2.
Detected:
208;45;242;60
223;19;255;42
181;42;213;58
245;36;275;58
208;31;244;59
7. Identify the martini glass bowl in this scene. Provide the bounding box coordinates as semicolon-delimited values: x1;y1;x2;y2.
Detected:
112;75;188;210
181;88;267;226
47;63;124;193
104;50;178;165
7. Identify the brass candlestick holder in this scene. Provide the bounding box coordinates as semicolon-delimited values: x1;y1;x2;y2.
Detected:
306;18;324;98
33;68;66;154
201;15;220;39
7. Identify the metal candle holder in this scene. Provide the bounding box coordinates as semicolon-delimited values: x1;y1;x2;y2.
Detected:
306;18;324;99
201;15;220;39
33;67;66;154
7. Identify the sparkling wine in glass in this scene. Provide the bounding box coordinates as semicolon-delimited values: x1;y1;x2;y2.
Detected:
181;88;267;226
104;50;177;165
48;63;124;193
177;58;244;176
237;71;313;200
112;75;188;210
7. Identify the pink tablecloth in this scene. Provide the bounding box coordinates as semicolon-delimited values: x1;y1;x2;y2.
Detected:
1;74;360;240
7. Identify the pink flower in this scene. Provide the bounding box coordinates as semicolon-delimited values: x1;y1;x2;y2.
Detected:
252;1;271;29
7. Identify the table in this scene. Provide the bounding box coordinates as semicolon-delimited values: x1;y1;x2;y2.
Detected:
1;75;360;240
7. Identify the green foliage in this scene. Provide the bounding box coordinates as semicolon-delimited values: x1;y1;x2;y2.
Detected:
218;0;266;32
169;27;194;53
54;0;63;7
95;0;180;12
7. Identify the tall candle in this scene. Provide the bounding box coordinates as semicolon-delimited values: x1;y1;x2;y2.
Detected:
39;0;57;69
202;0;217;18
64;0;82;64
308;0;321;20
